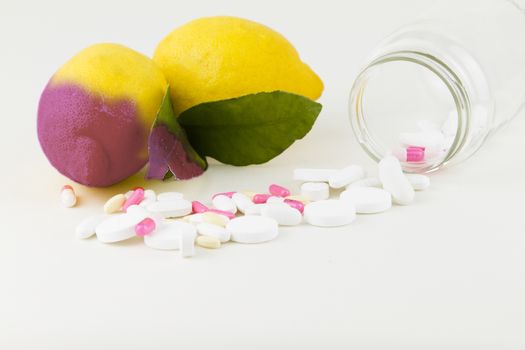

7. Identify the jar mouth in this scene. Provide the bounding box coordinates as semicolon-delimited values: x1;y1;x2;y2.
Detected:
349;50;471;173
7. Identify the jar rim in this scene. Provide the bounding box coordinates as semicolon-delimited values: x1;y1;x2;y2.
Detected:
348;50;471;173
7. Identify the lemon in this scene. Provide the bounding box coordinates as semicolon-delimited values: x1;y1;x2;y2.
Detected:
153;16;323;115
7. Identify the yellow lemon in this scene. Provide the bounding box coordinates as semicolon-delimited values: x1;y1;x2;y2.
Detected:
154;16;323;115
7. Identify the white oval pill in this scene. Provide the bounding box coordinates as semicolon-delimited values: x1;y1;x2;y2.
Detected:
196;223;230;242
340;187;392;214
76;214;106;239
95;211;147;243
261;203;302;226
144;221;196;250
146;199;192;218
405;174;430;191
212;194;237;214
157;191;184;201
378;156;415;205
60;188;77;208
144;189;156;201
328;165;365;189
303;200;356;227
227;216;279;244
232;192;253;213
346;177;382;189
196;235;221;249
300;182;329;201
293;168;337;182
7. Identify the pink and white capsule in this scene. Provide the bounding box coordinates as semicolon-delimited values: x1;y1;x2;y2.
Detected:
60;185;77;208
253;194;271;204
122;188;145;212
192;201;209;214
284;199;304;213
135;218;156;236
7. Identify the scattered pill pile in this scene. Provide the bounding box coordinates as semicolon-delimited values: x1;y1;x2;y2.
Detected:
72;156;429;258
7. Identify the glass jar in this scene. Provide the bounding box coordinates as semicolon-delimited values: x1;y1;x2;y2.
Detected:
349;0;525;172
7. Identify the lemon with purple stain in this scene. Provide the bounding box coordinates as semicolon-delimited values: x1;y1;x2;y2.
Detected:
37;43;169;187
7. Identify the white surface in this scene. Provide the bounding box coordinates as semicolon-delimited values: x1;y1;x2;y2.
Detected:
1;0;525;349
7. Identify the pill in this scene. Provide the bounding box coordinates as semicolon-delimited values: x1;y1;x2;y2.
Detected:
378;156;415;205
144;221;196;250
212;191;235;199
103;194;126;214
405;174;431;191
206;208;236;219
252;194;271;204
399;130;445;149
192;201;209;213
146;199;192;218
135;218;156;236
417;119;440;132
267;196;285;204
75;214;106;239
212;194;237;214
60;185;77;208
300;182;329;201
157;191;183;201
144;189;156;201
243;203;265;215
196;235;221;249
183;213;205;224
95;211;148;243
202;212;229;227
269;184;290;197
261;203;302;226
346;177;382;188
284;195;310;204
122;188;145;211
138;198;156;208
303;200;356;227
227;216;279;244
340;187;392;214
328;165;365;189
124;190;133;199
406;146;425;162
232;192;253;213
284;198;304;213
196;223;230;242
293;168;337;182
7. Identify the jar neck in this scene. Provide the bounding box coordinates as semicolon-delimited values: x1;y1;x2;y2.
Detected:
349;50;487;173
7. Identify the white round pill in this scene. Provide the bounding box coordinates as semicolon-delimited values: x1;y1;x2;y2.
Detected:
144;221;196;250
261;203;302;226
303;199;356;227
76;214;106;239
227;216;279;244
405;174;430;190
196;222;231;242
328;165;365;189
95;211;147;243
212;194;237;214
301;182;329;201
340;187;392;214
232;192;253;213
378;156;415;205
146;199;192;218
157;191;184;201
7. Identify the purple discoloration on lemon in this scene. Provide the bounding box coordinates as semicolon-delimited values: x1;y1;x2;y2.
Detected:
147;125;206;180
37;83;148;187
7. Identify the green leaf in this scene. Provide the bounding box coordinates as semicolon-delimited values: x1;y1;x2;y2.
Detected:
178;91;322;166
146;86;207;180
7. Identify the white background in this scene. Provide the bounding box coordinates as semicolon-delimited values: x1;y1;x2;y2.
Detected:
1;0;525;349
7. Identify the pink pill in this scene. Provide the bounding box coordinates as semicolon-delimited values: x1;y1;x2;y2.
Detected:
122;188;145;211
135;218;156;236
212;191;236;199
207;208;236;219
252;194;271;204
284;199;304;213
192;201;209;213
269;184;290;197
406;146;425;162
